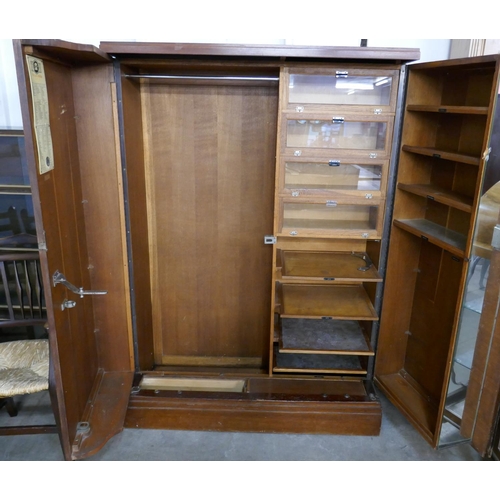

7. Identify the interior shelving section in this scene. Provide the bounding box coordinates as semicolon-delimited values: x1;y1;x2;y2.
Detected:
273;248;380;375
393;219;467;257
375;57;498;446
271;63;399;378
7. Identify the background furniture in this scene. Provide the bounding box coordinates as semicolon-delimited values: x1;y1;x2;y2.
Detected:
0;339;49;416
0;338;56;435
0;252;45;330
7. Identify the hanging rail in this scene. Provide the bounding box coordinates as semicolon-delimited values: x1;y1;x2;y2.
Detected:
124;74;279;82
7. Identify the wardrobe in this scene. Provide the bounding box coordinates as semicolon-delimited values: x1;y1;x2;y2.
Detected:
12;39;500;460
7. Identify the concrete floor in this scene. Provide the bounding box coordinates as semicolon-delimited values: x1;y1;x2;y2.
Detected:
0;390;482;461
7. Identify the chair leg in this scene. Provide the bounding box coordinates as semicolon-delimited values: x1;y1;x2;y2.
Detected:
0;397;18;417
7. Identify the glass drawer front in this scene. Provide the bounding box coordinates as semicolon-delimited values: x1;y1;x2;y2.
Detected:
285;161;382;192
289;74;394;107
282;203;379;233
286;120;387;151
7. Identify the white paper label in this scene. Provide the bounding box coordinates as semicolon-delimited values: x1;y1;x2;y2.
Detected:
26;55;54;175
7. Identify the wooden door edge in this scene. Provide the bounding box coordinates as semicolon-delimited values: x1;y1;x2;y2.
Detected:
71;370;134;460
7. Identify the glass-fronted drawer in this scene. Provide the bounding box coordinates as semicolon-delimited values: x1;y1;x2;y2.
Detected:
285;68;399;113
278;200;383;238
280;158;387;197
283;115;393;158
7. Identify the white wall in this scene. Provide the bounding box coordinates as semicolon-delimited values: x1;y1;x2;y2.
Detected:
0;40;23;129
0;38;450;130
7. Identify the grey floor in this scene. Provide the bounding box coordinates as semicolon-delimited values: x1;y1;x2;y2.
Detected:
0;390;482;461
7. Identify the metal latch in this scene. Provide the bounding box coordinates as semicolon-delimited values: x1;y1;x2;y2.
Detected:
264;236;276;245
53;270;108;299
352;251;373;271
492;225;500;251
61;300;77;311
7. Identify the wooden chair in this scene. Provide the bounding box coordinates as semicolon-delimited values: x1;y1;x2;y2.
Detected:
0;252;46;329
0;253;56;435
0;339;49;417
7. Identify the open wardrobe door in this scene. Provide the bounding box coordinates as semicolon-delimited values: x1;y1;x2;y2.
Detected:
13;39;134;460
375;54;500;452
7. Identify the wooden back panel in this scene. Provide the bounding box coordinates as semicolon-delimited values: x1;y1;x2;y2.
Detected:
142;82;278;365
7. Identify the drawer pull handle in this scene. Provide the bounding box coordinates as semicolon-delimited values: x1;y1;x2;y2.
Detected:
328;160;340;167
332;117;345;124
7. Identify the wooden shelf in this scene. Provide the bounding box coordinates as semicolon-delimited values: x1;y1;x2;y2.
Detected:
406;104;489;115
274;349;367;375
402;145;481;166
279;251;382;283
393;219;466;257
397;183;473;213
281;284;378;320
279;318;374;355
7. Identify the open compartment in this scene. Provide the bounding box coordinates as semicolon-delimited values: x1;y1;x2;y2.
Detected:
396;153;477;213
278;249;382;282
279;283;378;320
375;226;467;444
118;61;279;371
405;61;496;109
401;111;487;161
279;318;374;355
273;347;369;375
